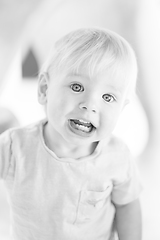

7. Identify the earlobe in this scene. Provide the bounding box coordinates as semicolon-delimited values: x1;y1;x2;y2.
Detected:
38;73;49;105
124;99;130;106
121;99;130;111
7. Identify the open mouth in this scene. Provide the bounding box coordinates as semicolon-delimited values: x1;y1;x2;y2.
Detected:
69;119;95;134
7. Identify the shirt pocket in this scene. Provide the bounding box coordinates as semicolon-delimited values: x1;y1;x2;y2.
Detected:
75;185;112;223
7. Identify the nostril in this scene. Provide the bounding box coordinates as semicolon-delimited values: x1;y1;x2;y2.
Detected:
79;103;87;110
79;103;96;113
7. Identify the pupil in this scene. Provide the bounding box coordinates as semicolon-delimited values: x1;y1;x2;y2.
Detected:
73;84;80;91
103;94;113;102
106;96;111;101
105;95;110;101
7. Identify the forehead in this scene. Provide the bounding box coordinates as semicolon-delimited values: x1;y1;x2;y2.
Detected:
64;62;129;93
96;69;129;93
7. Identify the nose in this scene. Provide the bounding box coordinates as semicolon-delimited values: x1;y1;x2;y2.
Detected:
79;101;97;113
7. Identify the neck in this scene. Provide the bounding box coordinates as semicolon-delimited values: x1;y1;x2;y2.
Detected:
43;123;98;160
52;143;97;159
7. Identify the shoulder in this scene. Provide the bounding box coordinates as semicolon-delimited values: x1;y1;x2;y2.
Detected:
103;134;130;155
12;120;43;138
100;135;132;168
0;120;47;179
0;119;46;149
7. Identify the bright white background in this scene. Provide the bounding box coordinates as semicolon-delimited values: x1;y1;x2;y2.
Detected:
0;0;160;239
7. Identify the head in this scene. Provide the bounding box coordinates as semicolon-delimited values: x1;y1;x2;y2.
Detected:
38;27;138;147
40;27;137;99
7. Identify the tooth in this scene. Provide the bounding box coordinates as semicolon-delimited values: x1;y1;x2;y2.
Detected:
79;119;90;124
76;124;91;132
71;119;93;129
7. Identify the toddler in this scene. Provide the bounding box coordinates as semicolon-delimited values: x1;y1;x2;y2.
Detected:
0;28;142;240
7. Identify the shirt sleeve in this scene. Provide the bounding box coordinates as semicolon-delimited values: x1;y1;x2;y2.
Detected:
0;129;12;180
111;151;143;205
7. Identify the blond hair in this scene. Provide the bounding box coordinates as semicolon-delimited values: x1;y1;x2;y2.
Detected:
40;27;138;98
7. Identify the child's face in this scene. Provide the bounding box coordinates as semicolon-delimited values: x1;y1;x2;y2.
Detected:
38;65;129;147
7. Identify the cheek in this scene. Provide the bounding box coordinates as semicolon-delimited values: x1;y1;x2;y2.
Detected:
100;109;121;131
48;99;66;116
47;91;75;117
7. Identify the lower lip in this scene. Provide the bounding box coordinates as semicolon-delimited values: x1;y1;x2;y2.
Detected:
68;120;95;137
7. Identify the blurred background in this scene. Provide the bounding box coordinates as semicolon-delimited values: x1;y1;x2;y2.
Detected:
0;0;160;239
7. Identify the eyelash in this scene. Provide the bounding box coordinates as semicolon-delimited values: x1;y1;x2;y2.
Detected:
102;94;116;103
70;83;84;92
70;83;116;102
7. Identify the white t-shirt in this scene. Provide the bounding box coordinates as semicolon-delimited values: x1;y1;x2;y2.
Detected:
0;119;142;240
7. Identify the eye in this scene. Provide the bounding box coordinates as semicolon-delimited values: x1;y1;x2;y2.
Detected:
102;94;116;103
70;83;84;92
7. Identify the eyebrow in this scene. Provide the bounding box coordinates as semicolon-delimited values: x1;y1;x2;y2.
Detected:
66;72;90;80
67;72;124;95
104;84;123;96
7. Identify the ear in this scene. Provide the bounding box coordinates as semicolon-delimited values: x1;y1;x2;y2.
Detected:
38;73;49;105
121;99;130;111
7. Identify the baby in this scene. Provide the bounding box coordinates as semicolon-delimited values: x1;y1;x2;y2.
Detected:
0;28;142;240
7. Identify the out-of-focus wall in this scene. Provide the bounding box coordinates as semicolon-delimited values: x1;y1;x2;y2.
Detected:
0;0;43;92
